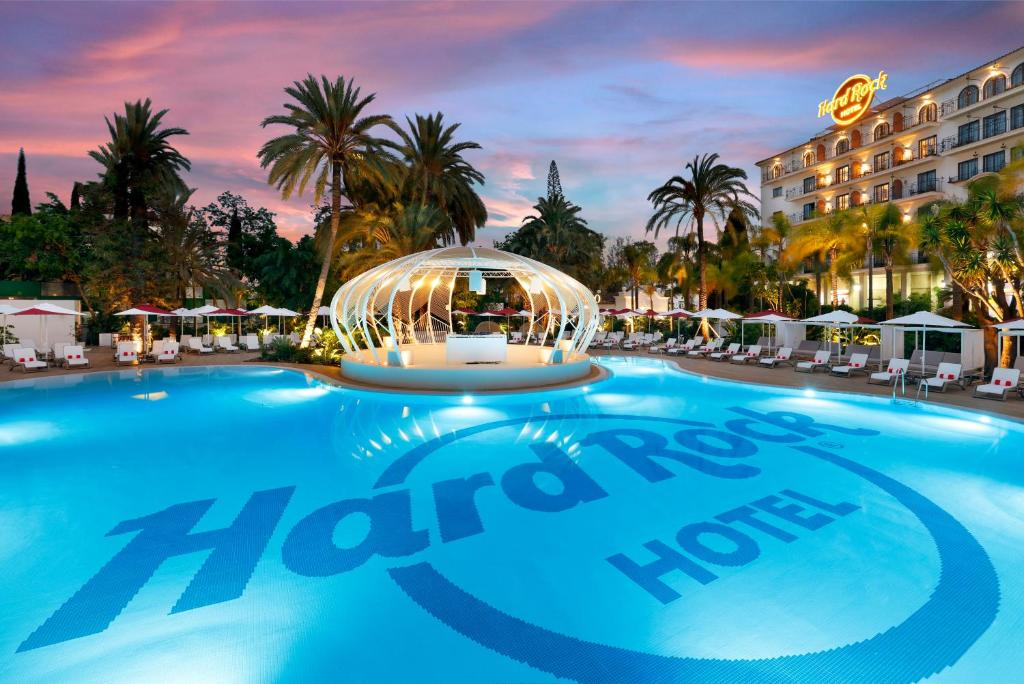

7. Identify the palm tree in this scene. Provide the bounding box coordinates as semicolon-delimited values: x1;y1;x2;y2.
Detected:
852;204;875;315
620;241;657;310
873;203;916;319
90;99;190;228
760;212;792;311
259;74;395;347
333;203;444;279
647;153;759;311
786;209;861;307
393;112;487;245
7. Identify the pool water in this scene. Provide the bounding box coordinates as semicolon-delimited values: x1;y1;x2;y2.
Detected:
1;358;1022;683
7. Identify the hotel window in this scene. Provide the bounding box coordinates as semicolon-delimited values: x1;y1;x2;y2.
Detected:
957;158;978;182
982;151;1005;173
1013;63;1024;88
802;176;816;193
983;111;1006;138
873;151;890;172
836;194;850;211
802;202;816;220
771;164;782;180
918;135;937;157
958;120;980;146
917;170;937;193
918;102;937;123
874;183;890;204
1011;104;1023;130
802;151;815;168
957;85;979;109
836;165;850;184
835;139;849;155
873;122;891;141
983;75;1006;99
772;187;782;198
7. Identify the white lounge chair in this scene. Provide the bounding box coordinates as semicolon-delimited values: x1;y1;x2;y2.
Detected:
10;348;46;373
650;337;676;353
922;362;963;393
621;333;643;351
759;347;793;368
63;345;89;368
795;350;830;373
240;334;261;351
830;353;869;377
157;342;180;364
189;337;213;354
974;368;1020;401
509;332;524;344
709;342;740;361
868;358;909;385
731;344;762;364
115;342;138;366
680;336;704;352
216;335;239;352
688;338;723;358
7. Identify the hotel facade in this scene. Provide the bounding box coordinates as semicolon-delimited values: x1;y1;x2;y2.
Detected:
757;47;1024;309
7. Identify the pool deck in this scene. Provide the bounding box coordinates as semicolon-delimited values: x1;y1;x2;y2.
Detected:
3;347;1023;421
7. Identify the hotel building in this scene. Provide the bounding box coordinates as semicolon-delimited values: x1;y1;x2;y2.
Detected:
757;47;1024;309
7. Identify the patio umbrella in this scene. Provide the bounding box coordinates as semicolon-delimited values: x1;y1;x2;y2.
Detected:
12;302;87;354
316;305;331;329
247;305;278;338
743;309;795;353
204;308;250;340
690;308;740;339
188;304;220;336
115;304;174;353
272;307;299;339
171;307;191;338
881;311;970;375
800;310;860;362
665;309;690;338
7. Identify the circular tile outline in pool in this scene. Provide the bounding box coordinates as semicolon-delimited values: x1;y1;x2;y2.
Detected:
377;413;1000;684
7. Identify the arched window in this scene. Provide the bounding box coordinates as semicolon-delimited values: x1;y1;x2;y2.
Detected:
816;144;826;163
851;129;862;148
958;85;979;109
835;138;849;155
802;151;815;168
1013;63;1024;88
893;112;904;132
983;75;1006;99
771;164;782;180
918;102;937;123
873;122;890;140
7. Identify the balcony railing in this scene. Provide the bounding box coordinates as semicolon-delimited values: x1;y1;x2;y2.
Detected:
940;79;1023;118
906;178;942;196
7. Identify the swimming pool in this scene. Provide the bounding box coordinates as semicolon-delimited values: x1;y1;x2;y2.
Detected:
1;358;1021;682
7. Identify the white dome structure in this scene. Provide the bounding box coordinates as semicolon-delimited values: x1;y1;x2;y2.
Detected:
329;246;600;390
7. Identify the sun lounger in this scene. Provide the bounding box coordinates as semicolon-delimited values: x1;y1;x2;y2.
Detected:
688;338;723;358
671;336;704;354
795;350;830;373
974;368;1021;401
649;337;676;354
868;358;909;385
921;362;963;393
759;347;793;368
216;335;239;352
115;342;138;366
157;342;180;363
907;349;943;378
63;345;89;368
709;342;740;361
731;344;761;364
791;340;821;361
240;334;261;351
830;353;869;377
10;348;46;372
621;334;642;351
189;337;213;354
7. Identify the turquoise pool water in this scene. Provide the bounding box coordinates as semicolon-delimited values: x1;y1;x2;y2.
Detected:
1;357;1022;683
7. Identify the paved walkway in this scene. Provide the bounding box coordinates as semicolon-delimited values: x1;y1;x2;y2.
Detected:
3;346;1022;422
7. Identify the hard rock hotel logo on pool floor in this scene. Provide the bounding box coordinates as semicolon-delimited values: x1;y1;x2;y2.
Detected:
19;408;999;683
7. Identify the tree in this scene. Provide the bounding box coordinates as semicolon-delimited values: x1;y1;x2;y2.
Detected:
619;241;658;310
786;209;861;307
259;74;395;347
12;148;31;216
657;234;697;307
334;203;445;279
201;191;278;283
251;235;321;313
647;153;759;312
546;160;563;200
873;203;916;319
393;112;487;245
227;208;243;272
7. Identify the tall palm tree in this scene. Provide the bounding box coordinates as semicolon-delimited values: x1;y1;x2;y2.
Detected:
853;204;875;314
333;203;444;279
760;212;792;312
259;74;395;347
873;203;916;319
656;234;697;308
90;98;190;228
786;209;860;307
647;153;759;311
393;112;487;245
620;241;658;310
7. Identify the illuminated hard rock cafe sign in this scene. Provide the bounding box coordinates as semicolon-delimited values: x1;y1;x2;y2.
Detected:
818;70;888;126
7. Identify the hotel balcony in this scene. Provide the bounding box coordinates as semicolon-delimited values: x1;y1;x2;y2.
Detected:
940;79;1023;119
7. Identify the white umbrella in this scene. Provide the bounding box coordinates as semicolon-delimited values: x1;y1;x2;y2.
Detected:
743;309;795;353
881;311;970;375
317;305;331;329
690;308;740;339
115;304;174;353
248;305;278;338
801;310;860;362
273;307;299;339
188;304;219;336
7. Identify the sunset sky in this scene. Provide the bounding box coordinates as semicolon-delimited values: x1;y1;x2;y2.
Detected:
2;1;1023;245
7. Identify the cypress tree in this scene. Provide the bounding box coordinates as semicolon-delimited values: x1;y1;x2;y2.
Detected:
12;148;31;215
70;182;81;211
546;160;563;201
227;207;243;271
